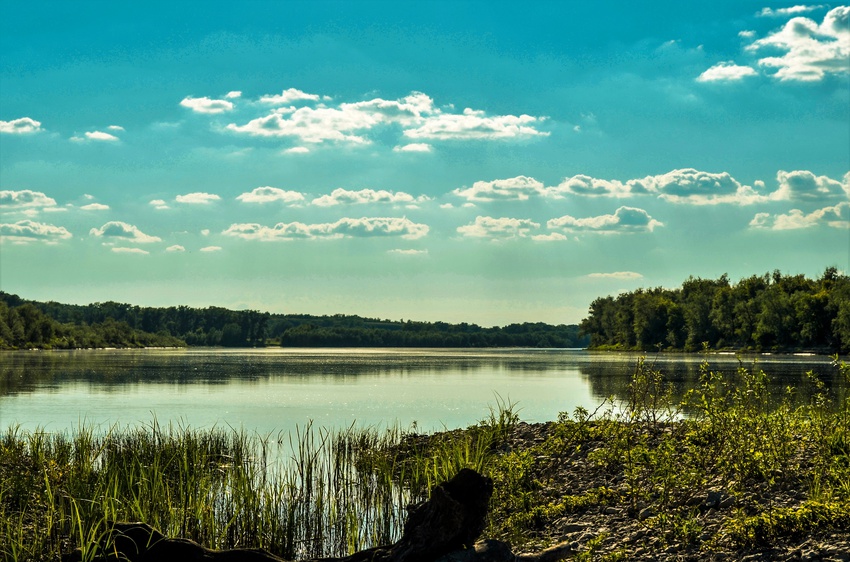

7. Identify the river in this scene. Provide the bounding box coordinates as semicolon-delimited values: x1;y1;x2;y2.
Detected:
0;348;841;436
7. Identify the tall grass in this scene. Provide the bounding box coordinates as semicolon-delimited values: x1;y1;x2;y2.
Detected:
0;405;516;561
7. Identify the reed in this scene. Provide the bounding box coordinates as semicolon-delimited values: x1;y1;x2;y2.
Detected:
0;403;514;561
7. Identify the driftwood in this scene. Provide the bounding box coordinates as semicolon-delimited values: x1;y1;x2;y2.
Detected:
62;468;574;562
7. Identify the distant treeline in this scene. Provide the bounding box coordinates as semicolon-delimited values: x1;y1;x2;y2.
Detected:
579;268;850;353
0;292;588;349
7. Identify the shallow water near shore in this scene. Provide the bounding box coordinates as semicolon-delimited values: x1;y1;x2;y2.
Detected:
1;348;839;437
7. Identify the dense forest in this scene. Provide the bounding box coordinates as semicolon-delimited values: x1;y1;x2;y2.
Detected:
580;268;850;353
0;292;588;349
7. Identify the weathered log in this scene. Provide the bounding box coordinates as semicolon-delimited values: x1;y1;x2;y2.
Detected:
62;468;572;562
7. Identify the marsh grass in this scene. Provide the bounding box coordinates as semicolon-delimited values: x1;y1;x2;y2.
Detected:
2;360;848;560
0;404;515;561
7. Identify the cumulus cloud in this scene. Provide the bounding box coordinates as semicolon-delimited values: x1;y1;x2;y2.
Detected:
388;248;429;255
200;246;222;252
0;220;72;244
547;207;663;233
175;192;221;204
771;170;849;202
180;96;234;114
222;217;429;241
236;186;305;204
746;6;850;81
0;189;57;209
259;88;320;105
150;199;170;210
648;169;767;205
111;247;149;255
453;176;546;202
749;201;850;230
225;91;242;99
586;271;644;280
456;216;540;239
758;5;826;17
107;125;124;131
89;221;161;243
546;175;652;199
404;108;547;140
697;61;759;81
226;90;546;145
393;143;432;152
0;117;42;134
165;245;185;252
285;146;310;154
80;203;109;211
312;188;424;207
530;232;568;242
84;131;119;142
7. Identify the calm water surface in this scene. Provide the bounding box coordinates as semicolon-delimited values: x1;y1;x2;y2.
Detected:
0;348;841;436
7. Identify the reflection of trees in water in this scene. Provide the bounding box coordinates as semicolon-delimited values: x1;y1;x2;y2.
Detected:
580;356;844;411
1;351;842;410
0;351;573;396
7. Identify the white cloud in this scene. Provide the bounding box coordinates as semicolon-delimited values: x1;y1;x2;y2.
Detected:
85;131;119;141
453;176;546;202
222;217;429;241
747;6;850;81
749;202;850;230
180;96;234;114
312;188;424;207
107;125;124;131
649;169;767;205
547;206;663;233
546;175;652;199
225;91;242;99
111;247;149;255
285;146;310;154
530;232;568;242
0;220;72;244
227;90;547;145
758;5;825;17
201;229;211;236
90;221;161;243
697;61;759;81
0;189;57;209
258;88;320;105
393;143;432;152
200;246;222;252
0;117;42;134
150;199;170;210
456;216;540;239
586;271;644;280
404;108;548;140
236;186;305;204
388;248;429;255
175;192;221;204
80;203;109;211
771;170;849;202
165;245;185;252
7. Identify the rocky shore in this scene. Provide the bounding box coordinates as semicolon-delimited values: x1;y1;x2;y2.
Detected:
506;421;848;561
404;420;850;562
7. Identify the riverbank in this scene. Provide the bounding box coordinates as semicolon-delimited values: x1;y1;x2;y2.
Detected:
2;359;848;561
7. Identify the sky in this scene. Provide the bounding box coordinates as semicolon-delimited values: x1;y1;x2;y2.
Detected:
1;1;849;326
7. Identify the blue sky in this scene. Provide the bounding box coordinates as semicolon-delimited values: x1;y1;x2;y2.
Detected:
1;1;848;326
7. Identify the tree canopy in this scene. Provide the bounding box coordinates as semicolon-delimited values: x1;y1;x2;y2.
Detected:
579;268;849;353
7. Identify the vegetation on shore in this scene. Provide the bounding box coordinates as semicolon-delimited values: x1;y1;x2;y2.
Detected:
2;359;848;561
580;268;850;353
0;292;587;350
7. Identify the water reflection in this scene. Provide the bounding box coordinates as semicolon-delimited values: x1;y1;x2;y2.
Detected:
0;349;842;434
